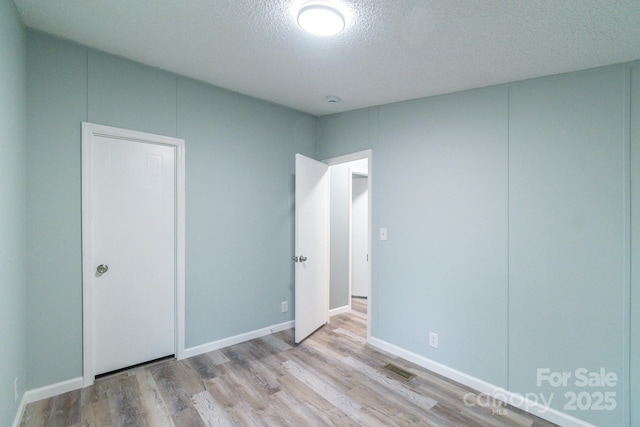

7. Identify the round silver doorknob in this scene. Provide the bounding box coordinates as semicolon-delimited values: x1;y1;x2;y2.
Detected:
299;255;308;262
96;264;109;274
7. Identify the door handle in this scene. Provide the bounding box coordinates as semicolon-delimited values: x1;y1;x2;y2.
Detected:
96;264;109;274
299;255;308;262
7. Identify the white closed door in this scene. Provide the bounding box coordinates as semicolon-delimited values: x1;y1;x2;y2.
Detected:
295;154;330;343
91;133;176;375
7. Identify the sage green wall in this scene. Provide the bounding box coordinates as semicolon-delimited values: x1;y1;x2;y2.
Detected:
26;32;86;390
176;77;316;345
373;87;510;388
318;64;637;426
631;64;640;427
26;31;316;389
508;68;627;427
0;1;27;425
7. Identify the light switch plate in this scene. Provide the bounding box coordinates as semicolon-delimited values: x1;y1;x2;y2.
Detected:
380;227;387;240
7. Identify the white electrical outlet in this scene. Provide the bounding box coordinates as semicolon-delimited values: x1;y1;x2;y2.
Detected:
429;332;439;349
281;301;288;313
14;377;18;403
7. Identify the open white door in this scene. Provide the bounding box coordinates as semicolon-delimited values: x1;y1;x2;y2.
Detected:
295;154;330;343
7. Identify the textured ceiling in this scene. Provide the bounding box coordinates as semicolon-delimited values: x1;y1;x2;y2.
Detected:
12;0;640;116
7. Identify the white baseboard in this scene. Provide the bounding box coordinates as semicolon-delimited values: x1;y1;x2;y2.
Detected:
330;305;350;316
182;320;294;359
368;337;596;427
24;376;84;404
12;393;27;427
12;376;84;426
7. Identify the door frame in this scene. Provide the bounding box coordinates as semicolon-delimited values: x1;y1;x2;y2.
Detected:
324;149;372;341
81;122;186;387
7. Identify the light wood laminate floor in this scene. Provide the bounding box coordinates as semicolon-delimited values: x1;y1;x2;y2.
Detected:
21;299;557;426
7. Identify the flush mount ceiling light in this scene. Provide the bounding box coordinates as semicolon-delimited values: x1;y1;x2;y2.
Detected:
297;2;345;36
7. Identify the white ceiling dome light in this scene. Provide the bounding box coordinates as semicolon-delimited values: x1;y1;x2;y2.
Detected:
297;2;345;36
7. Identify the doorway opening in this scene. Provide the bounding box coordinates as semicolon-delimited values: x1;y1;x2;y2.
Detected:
325;150;372;340
350;168;369;299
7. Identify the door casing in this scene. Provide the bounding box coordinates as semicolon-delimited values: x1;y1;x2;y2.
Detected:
81;122;186;386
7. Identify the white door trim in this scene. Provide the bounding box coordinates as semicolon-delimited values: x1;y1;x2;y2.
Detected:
324;149;372;341
81;122;186;387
